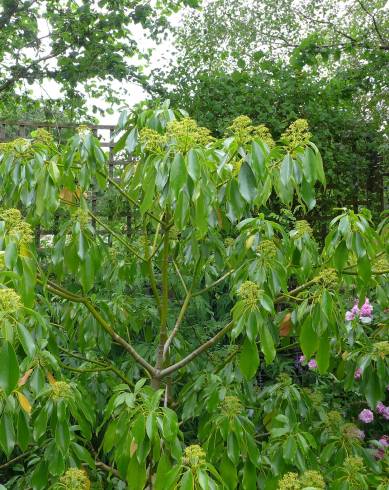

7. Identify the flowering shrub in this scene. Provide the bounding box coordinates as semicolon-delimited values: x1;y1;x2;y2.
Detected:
0;104;387;488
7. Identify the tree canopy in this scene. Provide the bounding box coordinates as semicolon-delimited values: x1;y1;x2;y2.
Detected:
0;0;199;115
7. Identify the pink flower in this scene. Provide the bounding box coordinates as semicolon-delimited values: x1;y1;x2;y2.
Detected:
377;402;386;415
308;359;318;370
354;368;362;380
359;409;374;423
379;435;389;447
383;407;389;421
351;300;360;316
360;298;373;318
298;355;305;364
345;310;355;321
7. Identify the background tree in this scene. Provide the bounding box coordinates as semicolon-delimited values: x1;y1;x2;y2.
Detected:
152;0;388;228
0;0;199;115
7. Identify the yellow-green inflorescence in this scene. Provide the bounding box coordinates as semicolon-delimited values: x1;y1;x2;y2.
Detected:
227;115;275;147
182;444;206;468
0;288;22;315
278;472;301;489
281;119;311;153
343;456;364;472
31;128;54;145
291;220;313;240
59;468;90;489
72;208;90;228
238;281;262;308
140;117;214;154
166;117;214;152
300;470;325;488
139;127;166;153
220;395;243;418
0;138;33;158
372;341;389;358
0;208;34;247
256;239;278;261
315;268;338;289
77;125;91;136
50;381;73;401
373;255;389;272
278;470;325;489
325;410;343;429
341;423;364;441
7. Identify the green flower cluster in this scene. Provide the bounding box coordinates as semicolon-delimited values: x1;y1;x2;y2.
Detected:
227;115;275;147
140;117;214;154
278;470;325;489
59;468;90;489
278;472;301;489
344;456;364;472
325;410;343;429
72;208;90;228
315;268;338;289
372;341;389;357
238;281;262;308
257;239;278;261
0;288;22;314
139;127;166;153
302;388;323;406
224;237;235;248
166;117;214;152
77;125;91;136
281;119;311;153
373;255;389;272
0;138;33;158
220;395;243;418
0;208;34;246
183;444;206;468
290;220;313;240
300;470;325;488
31;128;54;145
50;381;73;401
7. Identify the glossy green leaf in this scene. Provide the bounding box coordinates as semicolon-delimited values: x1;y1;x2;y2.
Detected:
0;341;20;395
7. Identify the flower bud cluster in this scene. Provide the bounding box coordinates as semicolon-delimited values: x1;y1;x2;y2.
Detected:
0;208;34;246
281;119;311;152
344;456;364;471
0;138;33;158
314;268;338;290
290;220;313;240
220;396;243;418
182;444;206;468
278;469;325;489
59;468;90;489
31;128;54;145
139;127;166;153
238;281;262;308
227;115;274;147
256;239;278;261
50;381;73;401
0;288;22;314
341;423;365;441
72;209;90;228
372;341;389;358
166;117;214;152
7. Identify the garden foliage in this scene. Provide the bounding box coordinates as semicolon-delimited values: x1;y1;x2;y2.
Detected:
0;104;388;489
